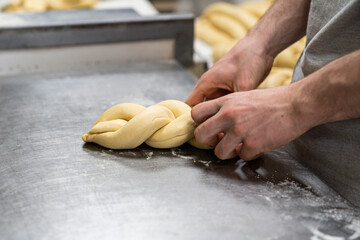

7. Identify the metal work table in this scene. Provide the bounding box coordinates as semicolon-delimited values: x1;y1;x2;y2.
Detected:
0;9;359;240
1;60;359;240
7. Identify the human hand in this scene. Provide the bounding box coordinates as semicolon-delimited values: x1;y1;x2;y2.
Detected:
191;86;309;160
186;36;274;107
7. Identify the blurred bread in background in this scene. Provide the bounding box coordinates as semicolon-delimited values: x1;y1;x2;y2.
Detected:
195;0;306;89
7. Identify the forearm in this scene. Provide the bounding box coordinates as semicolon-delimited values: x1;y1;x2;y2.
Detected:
247;0;311;57
291;49;360;128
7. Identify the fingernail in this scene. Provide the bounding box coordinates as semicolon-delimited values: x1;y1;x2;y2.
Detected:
217;132;225;141
235;143;243;154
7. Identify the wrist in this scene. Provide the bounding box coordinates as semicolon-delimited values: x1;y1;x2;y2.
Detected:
222;35;274;91
289;50;360;131
288;77;329;131
246;28;276;57
240;34;272;59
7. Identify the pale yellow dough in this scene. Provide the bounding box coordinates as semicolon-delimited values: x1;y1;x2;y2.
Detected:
3;0;98;12
82;100;210;150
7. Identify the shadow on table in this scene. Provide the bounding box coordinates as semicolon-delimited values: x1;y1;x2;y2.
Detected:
82;142;312;190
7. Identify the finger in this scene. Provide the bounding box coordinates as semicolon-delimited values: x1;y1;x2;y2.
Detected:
235;143;243;154
253;152;264;159
186;87;205;107
186;71;212;107
217;132;225;141
214;133;243;160
191;99;221;124
194;113;226;146
205;132;225;147
205;89;232;101
238;141;261;161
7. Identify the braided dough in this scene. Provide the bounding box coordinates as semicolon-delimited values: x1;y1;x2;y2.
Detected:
82;100;210;149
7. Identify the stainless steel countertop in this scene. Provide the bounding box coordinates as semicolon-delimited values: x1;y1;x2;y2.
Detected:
0;60;359;240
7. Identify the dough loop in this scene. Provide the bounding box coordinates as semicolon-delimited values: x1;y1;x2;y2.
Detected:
82;100;210;149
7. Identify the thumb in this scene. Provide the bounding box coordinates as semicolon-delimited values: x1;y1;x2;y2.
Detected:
186;88;205;107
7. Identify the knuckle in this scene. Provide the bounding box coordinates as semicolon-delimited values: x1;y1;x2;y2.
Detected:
239;140;259;161
191;107;200;122
238;147;253;161
199;71;210;82
220;108;236;121
232;125;243;136
194;125;211;144
194;127;203;142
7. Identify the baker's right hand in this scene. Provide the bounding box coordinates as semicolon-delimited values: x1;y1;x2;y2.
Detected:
186;36;274;107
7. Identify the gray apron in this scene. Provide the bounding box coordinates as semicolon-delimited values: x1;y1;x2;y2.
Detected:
287;0;360;206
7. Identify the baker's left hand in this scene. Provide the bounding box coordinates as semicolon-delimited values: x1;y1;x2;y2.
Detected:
191;86;309;160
